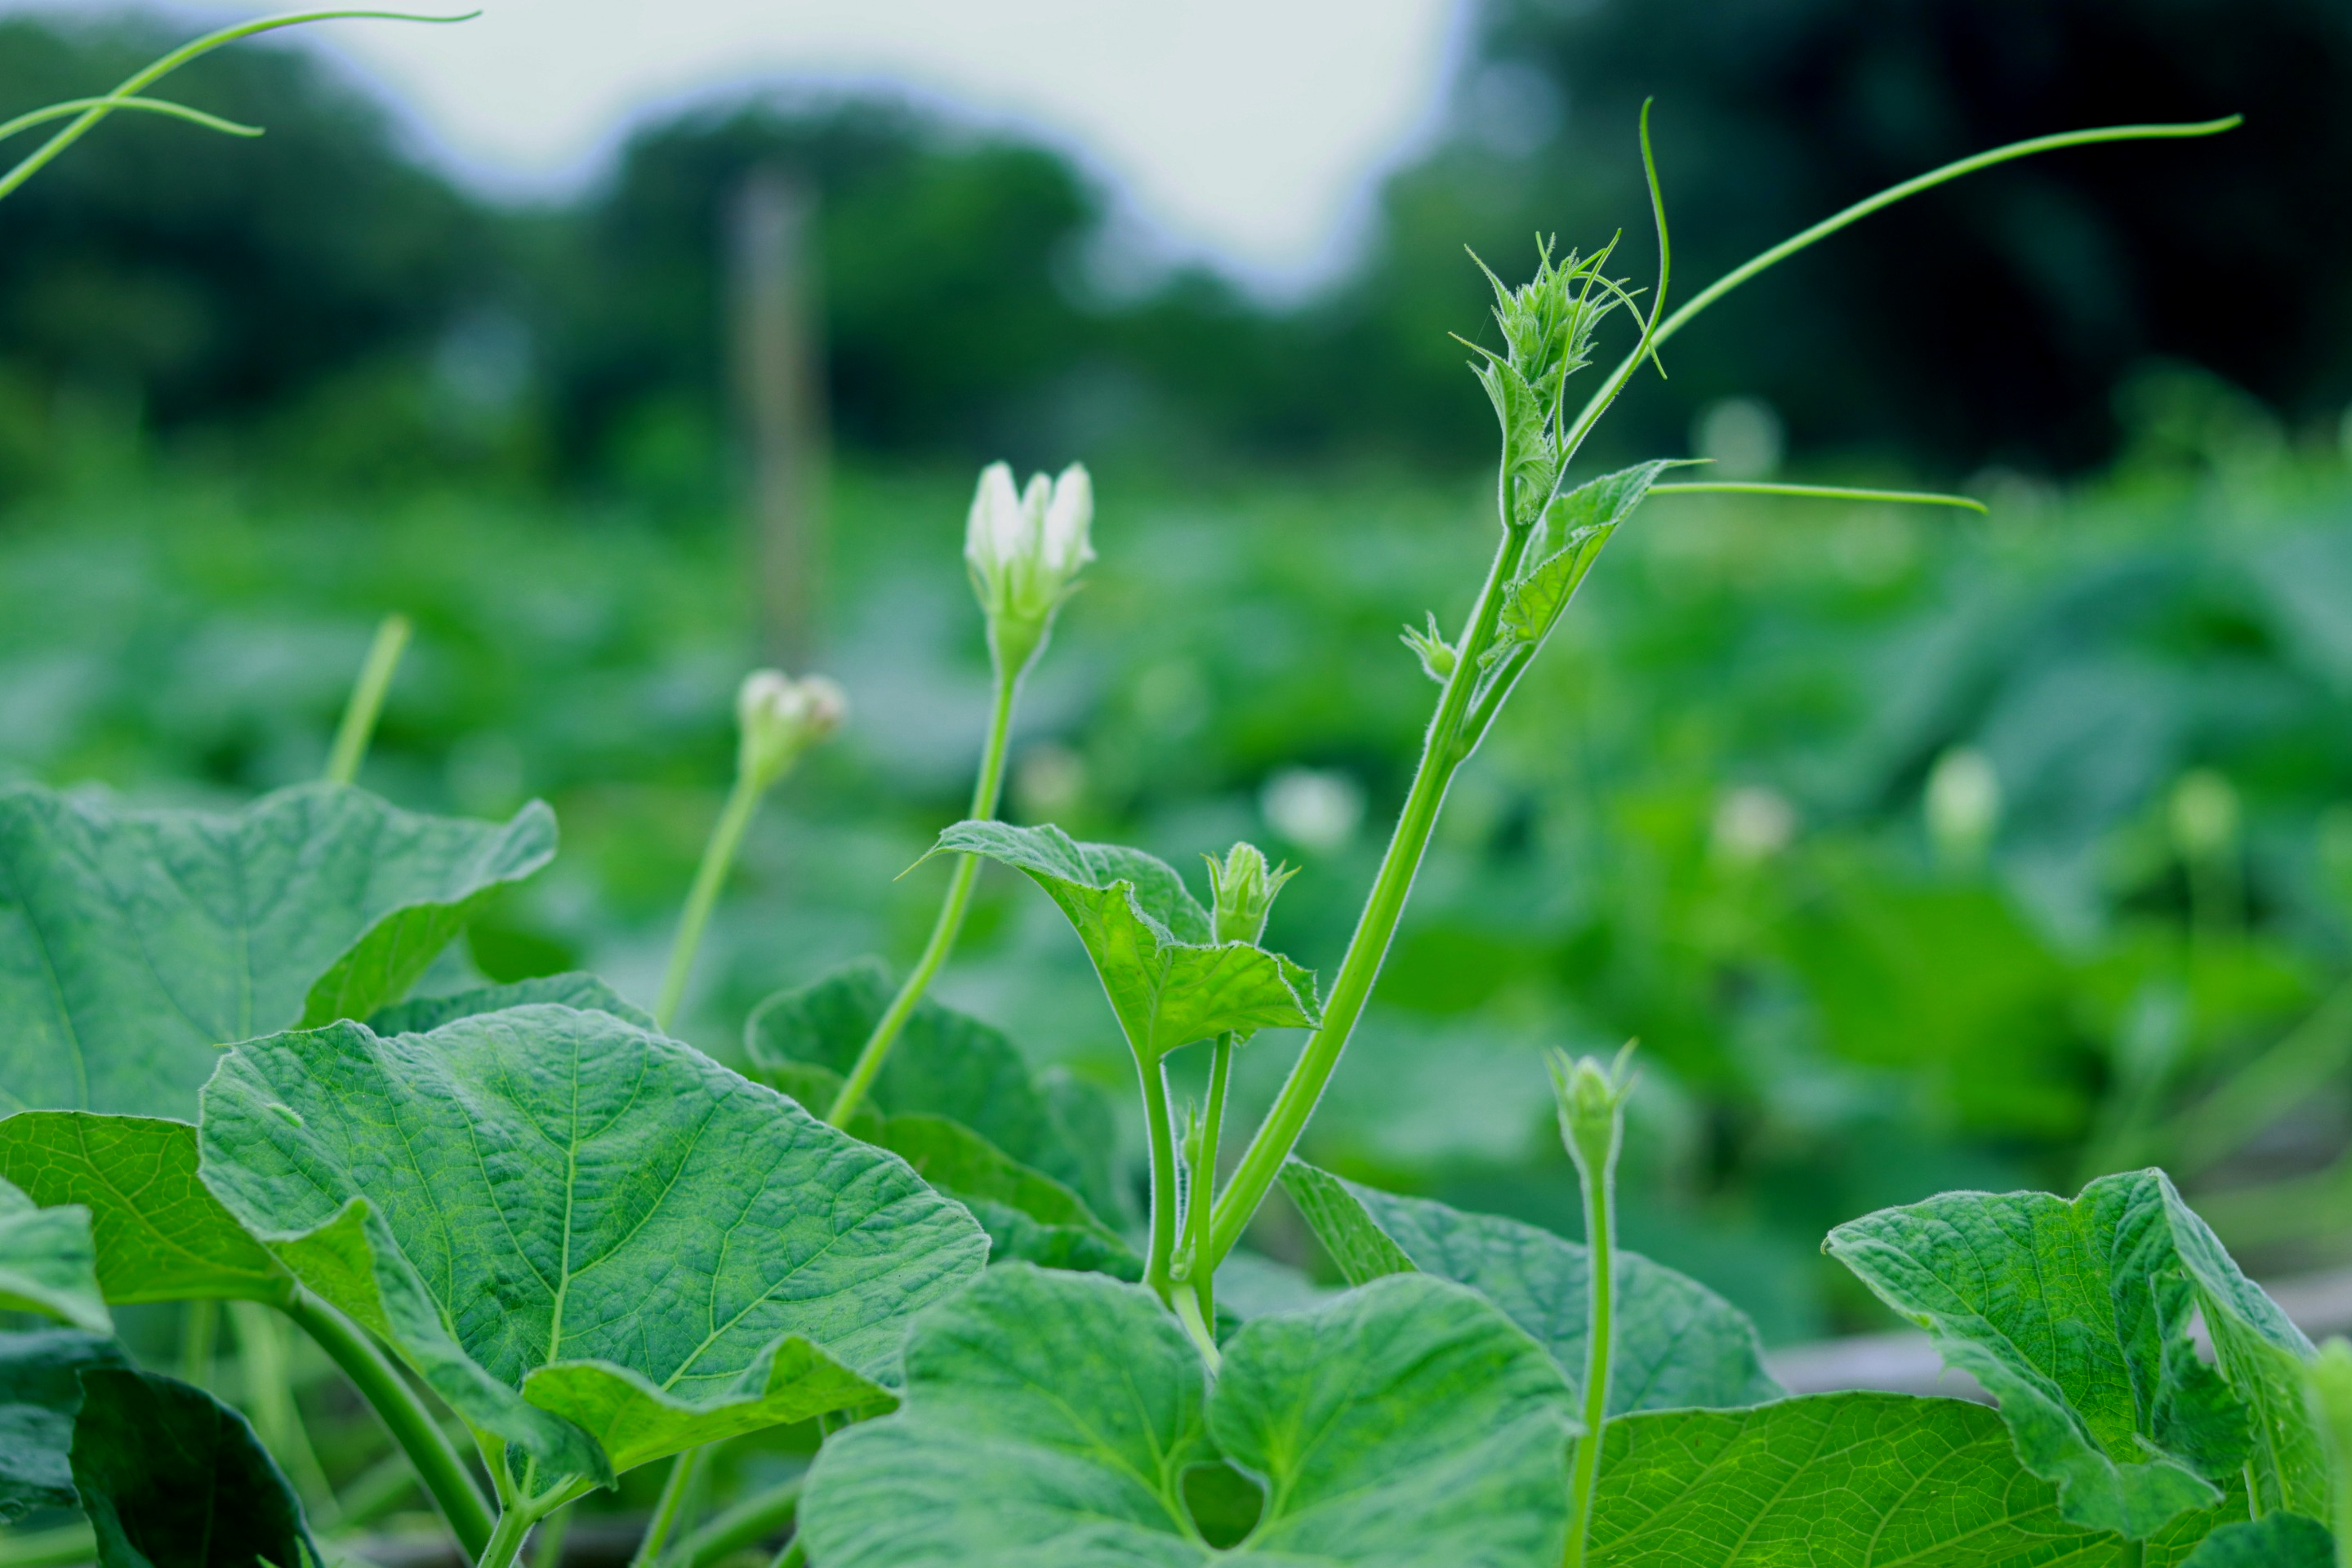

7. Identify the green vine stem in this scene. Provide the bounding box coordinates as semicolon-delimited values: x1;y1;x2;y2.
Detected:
324;613;412;786
0;9;477;206
828;662;1018;1126
656;769;765;1032
1181;1032;1236;1331
629;1445;708;1568
1205;114;2241;1269
279;1287;496;1557
674;1477;804;1568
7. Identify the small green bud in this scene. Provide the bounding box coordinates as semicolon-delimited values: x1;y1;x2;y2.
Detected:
1204;840;1298;946
737;668;847;791
1925;746;2001;870
1401;612;1456;684
2169;768;2240;862
1547;1041;1637;1174
964;459;1095;673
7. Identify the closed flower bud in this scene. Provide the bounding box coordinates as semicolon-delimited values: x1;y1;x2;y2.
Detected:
737;669;847;791
964;460;1095;672
1205;840;1298;946
1547;1042;1637;1174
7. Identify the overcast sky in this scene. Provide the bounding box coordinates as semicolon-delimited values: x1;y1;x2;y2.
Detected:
6;0;1470;291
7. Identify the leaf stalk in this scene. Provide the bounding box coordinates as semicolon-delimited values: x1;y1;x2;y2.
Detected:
324;613;412;786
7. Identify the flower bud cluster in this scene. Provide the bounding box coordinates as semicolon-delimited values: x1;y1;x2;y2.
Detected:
964;461;1095;674
737;668;848;791
1205;840;1298;946
1463;239;1631;531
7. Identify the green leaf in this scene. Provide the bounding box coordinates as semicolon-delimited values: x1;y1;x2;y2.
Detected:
1586;1392;2114;1566
746;957;1118;1218
2176;1514;2334;1566
197;1004;988;1486
1825;1169;2323;1537
0;782;555;1118
70;1365;316;1568
0;1113;290;1306
875;1114;1141;1281
800;1265;1575;1566
365;971;652;1035
1492;460;1686;655
929;822;1318;1062
1;1328;124;1521
0;1175;109;1332
1281;1160;1781;1414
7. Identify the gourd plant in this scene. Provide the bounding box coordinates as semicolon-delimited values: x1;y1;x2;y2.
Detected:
3;11;2343;1568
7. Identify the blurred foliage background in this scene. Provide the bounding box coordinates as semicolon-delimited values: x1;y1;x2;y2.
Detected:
2;0;2351;1453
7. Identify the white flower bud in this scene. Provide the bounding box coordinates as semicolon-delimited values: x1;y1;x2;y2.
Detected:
964;460;1095;671
1926;747;2001;870
737;669;847;791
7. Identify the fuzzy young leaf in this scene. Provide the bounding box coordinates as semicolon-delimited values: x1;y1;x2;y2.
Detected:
71;1365;317;1568
1491;460;1689;659
0;1175;108;1332
1587;1392;2115;1566
2176;1514;2333;1566
800;1265;1576;1567
1472;355;1558;528
1281;1160;1781;1414
1826;1169;2322;1537
930;822;1318;1063
0;1328;124;1521
0;782;555;1118
0;1113;290;1307
365;971;653;1035
746;956;1120;1218
198;1004;988;1486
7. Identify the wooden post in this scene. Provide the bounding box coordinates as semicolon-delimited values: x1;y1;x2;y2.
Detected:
728;167;827;669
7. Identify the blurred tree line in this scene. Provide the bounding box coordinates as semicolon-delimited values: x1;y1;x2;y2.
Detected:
0;0;2344;497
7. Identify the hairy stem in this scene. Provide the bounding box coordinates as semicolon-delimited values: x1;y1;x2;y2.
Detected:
1561;1116;1621;1566
474;1504;535;1568
1209;523;1531;1264
675;1477;803;1568
629;1446;708;1568
1184;1033;1235;1323
281;1288;495;1557
324;612;412;786
829;661;1020;1125
1141;1055;1184;1301
656;770;765;1032
178;1297;216;1387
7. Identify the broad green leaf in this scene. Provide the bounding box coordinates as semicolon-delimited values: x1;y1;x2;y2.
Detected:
1491;460;1686;657
746;956;1118;1217
0;782;555;1118
800;1265;1575;1567
0;1175;109;1332
1826;1169;2322;1537
930;822;1318;1062
1586;1392;2114;1566
876;1114;1141;1281
1282;1160;1781;1414
70;1365;315;1568
198;1004;988;1486
2176;1515;2333;1566
0;1328;124;1521
0;1113;290;1306
365;971;652;1035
